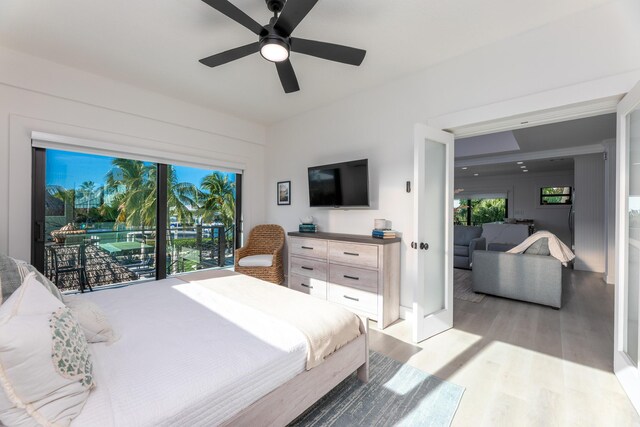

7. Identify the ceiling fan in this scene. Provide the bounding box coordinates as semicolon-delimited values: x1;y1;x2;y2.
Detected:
199;0;367;93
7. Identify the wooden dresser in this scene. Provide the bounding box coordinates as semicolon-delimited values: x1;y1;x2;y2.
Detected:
287;231;401;329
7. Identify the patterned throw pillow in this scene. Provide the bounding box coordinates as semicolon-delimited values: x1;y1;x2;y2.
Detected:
64;295;119;344
0;254;63;303
0;273;94;426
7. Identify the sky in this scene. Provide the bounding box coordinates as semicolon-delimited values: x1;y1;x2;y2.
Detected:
46;149;235;189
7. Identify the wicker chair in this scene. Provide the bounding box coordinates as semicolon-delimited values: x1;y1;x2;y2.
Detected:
234;224;285;285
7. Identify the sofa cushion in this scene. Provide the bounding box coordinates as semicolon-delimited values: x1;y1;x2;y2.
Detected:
454;245;469;257
524;238;551;256
454;226;483;246
238;254;273;267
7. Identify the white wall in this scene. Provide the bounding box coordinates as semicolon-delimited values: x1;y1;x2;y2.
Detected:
0;46;267;261
574;153;606;273
264;0;640;310
455;170;574;245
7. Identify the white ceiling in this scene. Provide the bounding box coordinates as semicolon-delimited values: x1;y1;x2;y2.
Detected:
0;0;610;124
456;158;575;178
456;113;616;159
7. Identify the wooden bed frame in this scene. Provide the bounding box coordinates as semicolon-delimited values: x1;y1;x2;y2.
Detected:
222;319;369;427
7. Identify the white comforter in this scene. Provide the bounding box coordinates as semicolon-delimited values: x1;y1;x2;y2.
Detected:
72;277;308;426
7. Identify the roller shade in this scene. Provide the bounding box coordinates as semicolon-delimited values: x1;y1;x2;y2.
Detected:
31;131;244;174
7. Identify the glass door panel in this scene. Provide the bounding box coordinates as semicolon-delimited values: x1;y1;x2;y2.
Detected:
626;108;640;365
164;165;238;276
39;149;157;291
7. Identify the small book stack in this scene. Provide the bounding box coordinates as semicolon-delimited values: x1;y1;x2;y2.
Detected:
372;229;397;239
299;223;318;233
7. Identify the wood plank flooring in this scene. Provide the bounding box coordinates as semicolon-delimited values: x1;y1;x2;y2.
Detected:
369;269;640;426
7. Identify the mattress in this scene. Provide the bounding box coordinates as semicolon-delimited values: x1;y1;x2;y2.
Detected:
71;277;308;426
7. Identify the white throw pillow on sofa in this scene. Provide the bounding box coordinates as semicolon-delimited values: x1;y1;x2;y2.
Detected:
64;295;119;344
238;254;273;267
0;273;94;427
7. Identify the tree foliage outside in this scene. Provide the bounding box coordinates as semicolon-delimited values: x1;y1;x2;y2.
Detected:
540;186;572;205
455;198;507;226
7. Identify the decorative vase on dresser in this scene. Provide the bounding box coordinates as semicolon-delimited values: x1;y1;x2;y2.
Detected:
287;231;401;329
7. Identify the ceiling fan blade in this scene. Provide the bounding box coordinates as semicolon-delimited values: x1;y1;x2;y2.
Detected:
291;38;366;66
201;0;264;36
275;60;300;93
199;42;260;67
273;0;318;36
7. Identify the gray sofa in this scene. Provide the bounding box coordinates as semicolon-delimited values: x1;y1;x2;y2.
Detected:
454;225;486;269
472;245;562;308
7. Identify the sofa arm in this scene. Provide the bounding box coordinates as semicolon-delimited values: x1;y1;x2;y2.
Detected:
468;237;486;264
472;251;562;308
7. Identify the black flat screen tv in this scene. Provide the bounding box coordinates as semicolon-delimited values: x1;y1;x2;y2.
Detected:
308;159;369;207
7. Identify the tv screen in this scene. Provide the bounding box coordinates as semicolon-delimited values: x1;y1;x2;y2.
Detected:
308;159;369;207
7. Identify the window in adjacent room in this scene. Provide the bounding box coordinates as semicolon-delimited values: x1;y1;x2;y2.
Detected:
540;186;572;205
454;198;508;226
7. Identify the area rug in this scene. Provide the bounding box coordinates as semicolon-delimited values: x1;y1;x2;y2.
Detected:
453;269;485;303
290;352;464;427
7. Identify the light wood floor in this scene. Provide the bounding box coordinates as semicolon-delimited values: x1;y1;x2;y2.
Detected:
369;269;640;426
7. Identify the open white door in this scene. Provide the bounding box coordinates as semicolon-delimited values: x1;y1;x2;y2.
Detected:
615;80;640;413
412;124;454;343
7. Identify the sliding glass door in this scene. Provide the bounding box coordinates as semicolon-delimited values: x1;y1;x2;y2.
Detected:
32;147;241;292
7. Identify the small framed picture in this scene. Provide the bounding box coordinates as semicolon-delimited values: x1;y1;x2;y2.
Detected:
277;181;291;205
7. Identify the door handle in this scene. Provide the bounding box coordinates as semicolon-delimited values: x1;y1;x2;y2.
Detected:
301;246;314;250
34;222;44;243
301;266;314;271
344;275;359;280
343;252;359;256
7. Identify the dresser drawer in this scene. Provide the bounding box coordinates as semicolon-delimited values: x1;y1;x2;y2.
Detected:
290;256;327;281
329;264;378;293
328;241;378;269
288;273;327;299
328;283;377;315
289;237;328;260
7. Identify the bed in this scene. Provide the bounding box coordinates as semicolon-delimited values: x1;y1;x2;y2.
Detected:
70;269;368;426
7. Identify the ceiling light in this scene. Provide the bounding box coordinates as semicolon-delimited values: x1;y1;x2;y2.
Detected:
260;38;290;62
517;161;523;165
520;165;526;168
474;173;479;176
523;170;529;172
462;167;468;170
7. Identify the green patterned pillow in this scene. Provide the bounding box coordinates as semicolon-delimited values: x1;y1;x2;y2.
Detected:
0;273;94;426
0;254;63;303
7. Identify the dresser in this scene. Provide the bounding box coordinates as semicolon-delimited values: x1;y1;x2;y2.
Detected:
287;232;401;329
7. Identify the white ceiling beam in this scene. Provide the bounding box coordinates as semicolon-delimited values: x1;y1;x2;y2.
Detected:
455;144;604;168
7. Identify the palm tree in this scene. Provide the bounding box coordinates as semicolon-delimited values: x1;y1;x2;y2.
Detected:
166;166;201;227
106;159;156;229
200;173;235;228
77;181;102;226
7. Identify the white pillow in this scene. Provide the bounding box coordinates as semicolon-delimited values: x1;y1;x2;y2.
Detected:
0;273;94;427
238;254;274;267
64;295;119;344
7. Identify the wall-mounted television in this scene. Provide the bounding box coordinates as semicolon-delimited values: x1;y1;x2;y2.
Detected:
308;159;369;207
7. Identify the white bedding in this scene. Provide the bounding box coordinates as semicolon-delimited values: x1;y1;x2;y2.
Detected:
71;277;308;426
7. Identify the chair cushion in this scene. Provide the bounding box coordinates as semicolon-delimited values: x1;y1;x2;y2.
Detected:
454;226;483;246
0;273;94;426
238;254;274;267
454;245;469;257
524;238;551;256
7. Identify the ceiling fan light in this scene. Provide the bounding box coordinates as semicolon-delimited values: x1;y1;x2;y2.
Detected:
260;38;289;62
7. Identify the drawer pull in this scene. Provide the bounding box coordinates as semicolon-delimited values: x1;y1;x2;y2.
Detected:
343;252;360;256
344;275;360;280
301;246;314;250
343;295;360;302
300;283;313;289
301;266;314;271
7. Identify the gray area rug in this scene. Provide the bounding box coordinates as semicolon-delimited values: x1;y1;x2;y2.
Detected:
290;352;464;427
453;268;485;303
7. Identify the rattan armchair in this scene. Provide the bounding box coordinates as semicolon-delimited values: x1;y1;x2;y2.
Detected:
234;224;285;285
